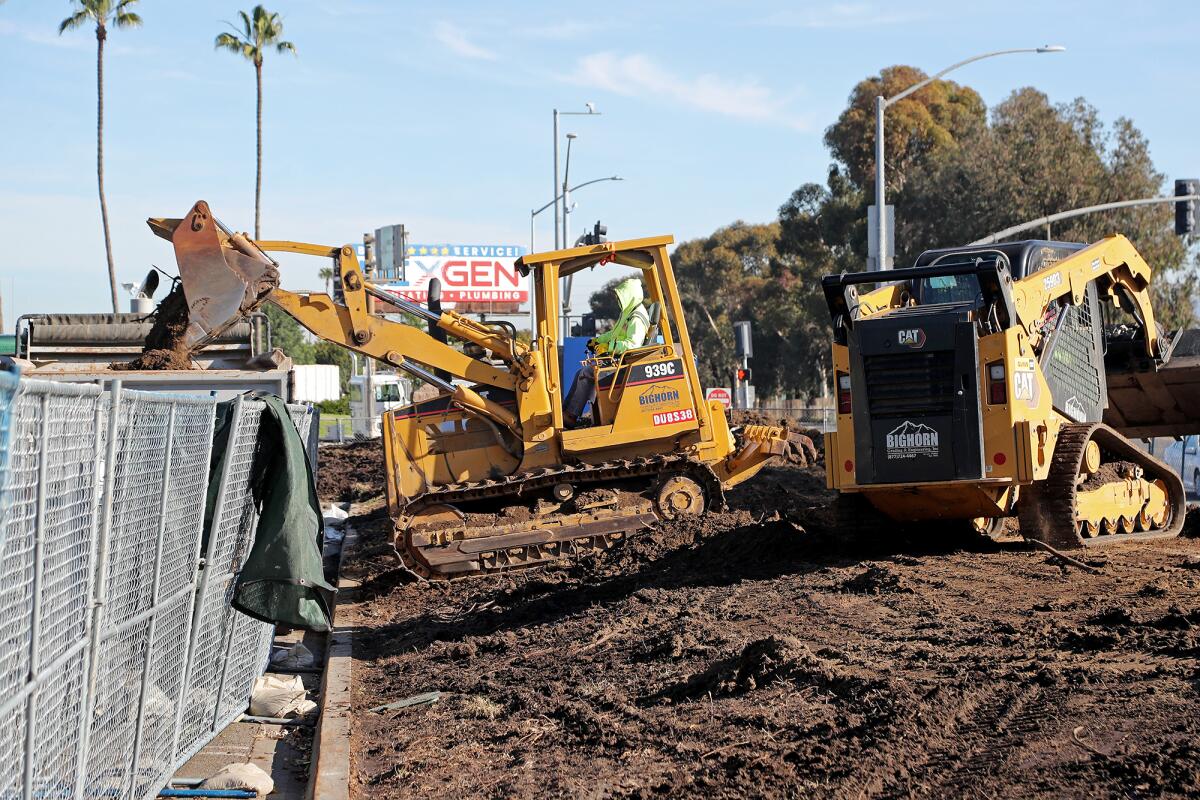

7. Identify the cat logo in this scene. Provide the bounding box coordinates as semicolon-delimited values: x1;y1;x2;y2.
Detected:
897;328;926;348
1013;370;1035;401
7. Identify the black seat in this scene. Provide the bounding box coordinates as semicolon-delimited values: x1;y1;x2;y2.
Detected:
644;302;661;345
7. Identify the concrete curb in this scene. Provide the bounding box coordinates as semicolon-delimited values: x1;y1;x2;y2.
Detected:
306;524;357;800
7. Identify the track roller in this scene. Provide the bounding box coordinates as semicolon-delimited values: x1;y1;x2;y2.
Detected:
1018;422;1185;549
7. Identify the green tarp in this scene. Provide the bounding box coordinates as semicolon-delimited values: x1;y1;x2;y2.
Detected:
205;393;334;631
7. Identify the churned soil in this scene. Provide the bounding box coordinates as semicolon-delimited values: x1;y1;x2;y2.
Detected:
322;440;1200;799
115;283;195;370
319;440;389;506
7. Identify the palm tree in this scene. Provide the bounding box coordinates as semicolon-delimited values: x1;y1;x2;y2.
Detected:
60;0;142;314
318;266;334;294
215;6;295;239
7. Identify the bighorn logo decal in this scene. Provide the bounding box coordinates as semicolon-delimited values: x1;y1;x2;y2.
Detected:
885;421;939;460
897;328;926;348
639;383;680;410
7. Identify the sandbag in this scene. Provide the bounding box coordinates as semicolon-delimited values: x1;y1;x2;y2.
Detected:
200;762;274;796
249;673;317;718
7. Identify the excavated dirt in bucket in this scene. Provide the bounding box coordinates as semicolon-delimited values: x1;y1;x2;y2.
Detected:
114;283;195;370
321;440;1200;799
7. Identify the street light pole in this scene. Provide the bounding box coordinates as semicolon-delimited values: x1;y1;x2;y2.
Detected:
562;133;577;248
531;176;624;252
872;45;1065;271
552;104;600;250
875;94;886;271
553;110;560;249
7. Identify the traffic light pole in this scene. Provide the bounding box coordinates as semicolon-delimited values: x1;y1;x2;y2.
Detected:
971;193;1200;245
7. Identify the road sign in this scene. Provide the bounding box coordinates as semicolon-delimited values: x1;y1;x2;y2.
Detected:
706;387;732;409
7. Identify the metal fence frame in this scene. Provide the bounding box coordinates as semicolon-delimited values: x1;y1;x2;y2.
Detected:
0;377;315;800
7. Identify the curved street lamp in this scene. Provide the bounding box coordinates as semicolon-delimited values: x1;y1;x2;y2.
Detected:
873;45;1066;270
530;176;624;253
553;103;601;248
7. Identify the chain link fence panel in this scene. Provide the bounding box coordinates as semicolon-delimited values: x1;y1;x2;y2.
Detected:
0;378;317;800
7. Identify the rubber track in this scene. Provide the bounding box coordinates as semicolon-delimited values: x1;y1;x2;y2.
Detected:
396;454;725;580
1018;422;1186;549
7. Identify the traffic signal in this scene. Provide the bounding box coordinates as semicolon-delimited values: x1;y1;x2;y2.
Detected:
736;367;752;384
733;321;753;358
1175;179;1198;236
580;221;608;246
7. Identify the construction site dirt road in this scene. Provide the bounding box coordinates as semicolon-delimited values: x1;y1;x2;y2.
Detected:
320;441;1200;799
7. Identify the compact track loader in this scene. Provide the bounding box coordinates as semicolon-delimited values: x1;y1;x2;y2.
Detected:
150;201;814;579
823;236;1199;549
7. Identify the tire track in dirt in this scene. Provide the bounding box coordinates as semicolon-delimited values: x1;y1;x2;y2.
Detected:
327;452;1200;799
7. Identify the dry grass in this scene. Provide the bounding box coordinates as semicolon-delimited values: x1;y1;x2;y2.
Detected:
460;695;503;721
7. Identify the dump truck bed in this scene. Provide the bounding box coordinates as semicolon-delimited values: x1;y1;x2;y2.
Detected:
1105;328;1200;439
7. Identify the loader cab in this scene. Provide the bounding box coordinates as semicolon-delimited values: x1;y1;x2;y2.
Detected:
518;236;712;459
909;240;1086;308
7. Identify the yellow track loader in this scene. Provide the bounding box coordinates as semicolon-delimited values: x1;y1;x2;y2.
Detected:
823;236;1198;548
150;201;815;579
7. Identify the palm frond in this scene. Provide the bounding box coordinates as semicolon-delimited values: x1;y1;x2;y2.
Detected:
214;30;252;60
113;11;141;29
237;9;254;39
58;8;92;34
276;39;296;55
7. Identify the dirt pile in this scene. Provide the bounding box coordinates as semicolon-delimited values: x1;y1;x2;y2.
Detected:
326;447;1200;799
837;563;914;595
1183;504;1200;538
114;283;196;370
318;440;386;506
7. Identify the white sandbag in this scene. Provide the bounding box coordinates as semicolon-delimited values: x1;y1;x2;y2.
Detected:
200;762;274;796
270;642;316;670
249;673;315;718
323;504;349;527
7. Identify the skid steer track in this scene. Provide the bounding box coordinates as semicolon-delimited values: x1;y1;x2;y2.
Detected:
394;454;725;579
1018;422;1186;549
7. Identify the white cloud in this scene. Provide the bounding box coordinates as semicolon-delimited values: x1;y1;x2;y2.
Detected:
433;21;497;61
0;19;88;49
757;3;921;28
521;21;592;40
569;52;808;130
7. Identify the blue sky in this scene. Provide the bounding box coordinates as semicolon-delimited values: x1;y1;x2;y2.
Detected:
2;0;1197;323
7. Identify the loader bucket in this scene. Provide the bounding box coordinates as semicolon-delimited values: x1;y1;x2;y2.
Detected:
147;200;280;349
1105;328;1200;438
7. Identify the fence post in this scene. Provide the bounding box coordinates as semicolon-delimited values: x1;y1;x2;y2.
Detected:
172;394;243;755
74;379;122;800
23;391;49;800
126;402;176;794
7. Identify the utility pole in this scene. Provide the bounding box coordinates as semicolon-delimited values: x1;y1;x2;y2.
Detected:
362;232;376;433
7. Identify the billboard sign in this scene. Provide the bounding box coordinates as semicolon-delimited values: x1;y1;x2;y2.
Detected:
374;243;528;312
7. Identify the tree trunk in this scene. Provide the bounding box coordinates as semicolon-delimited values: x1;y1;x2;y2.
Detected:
255;60;263;239
97;25;119;313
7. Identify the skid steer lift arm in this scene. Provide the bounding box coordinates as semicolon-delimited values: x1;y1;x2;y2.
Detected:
1010;234;1165;359
149;200;528;433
